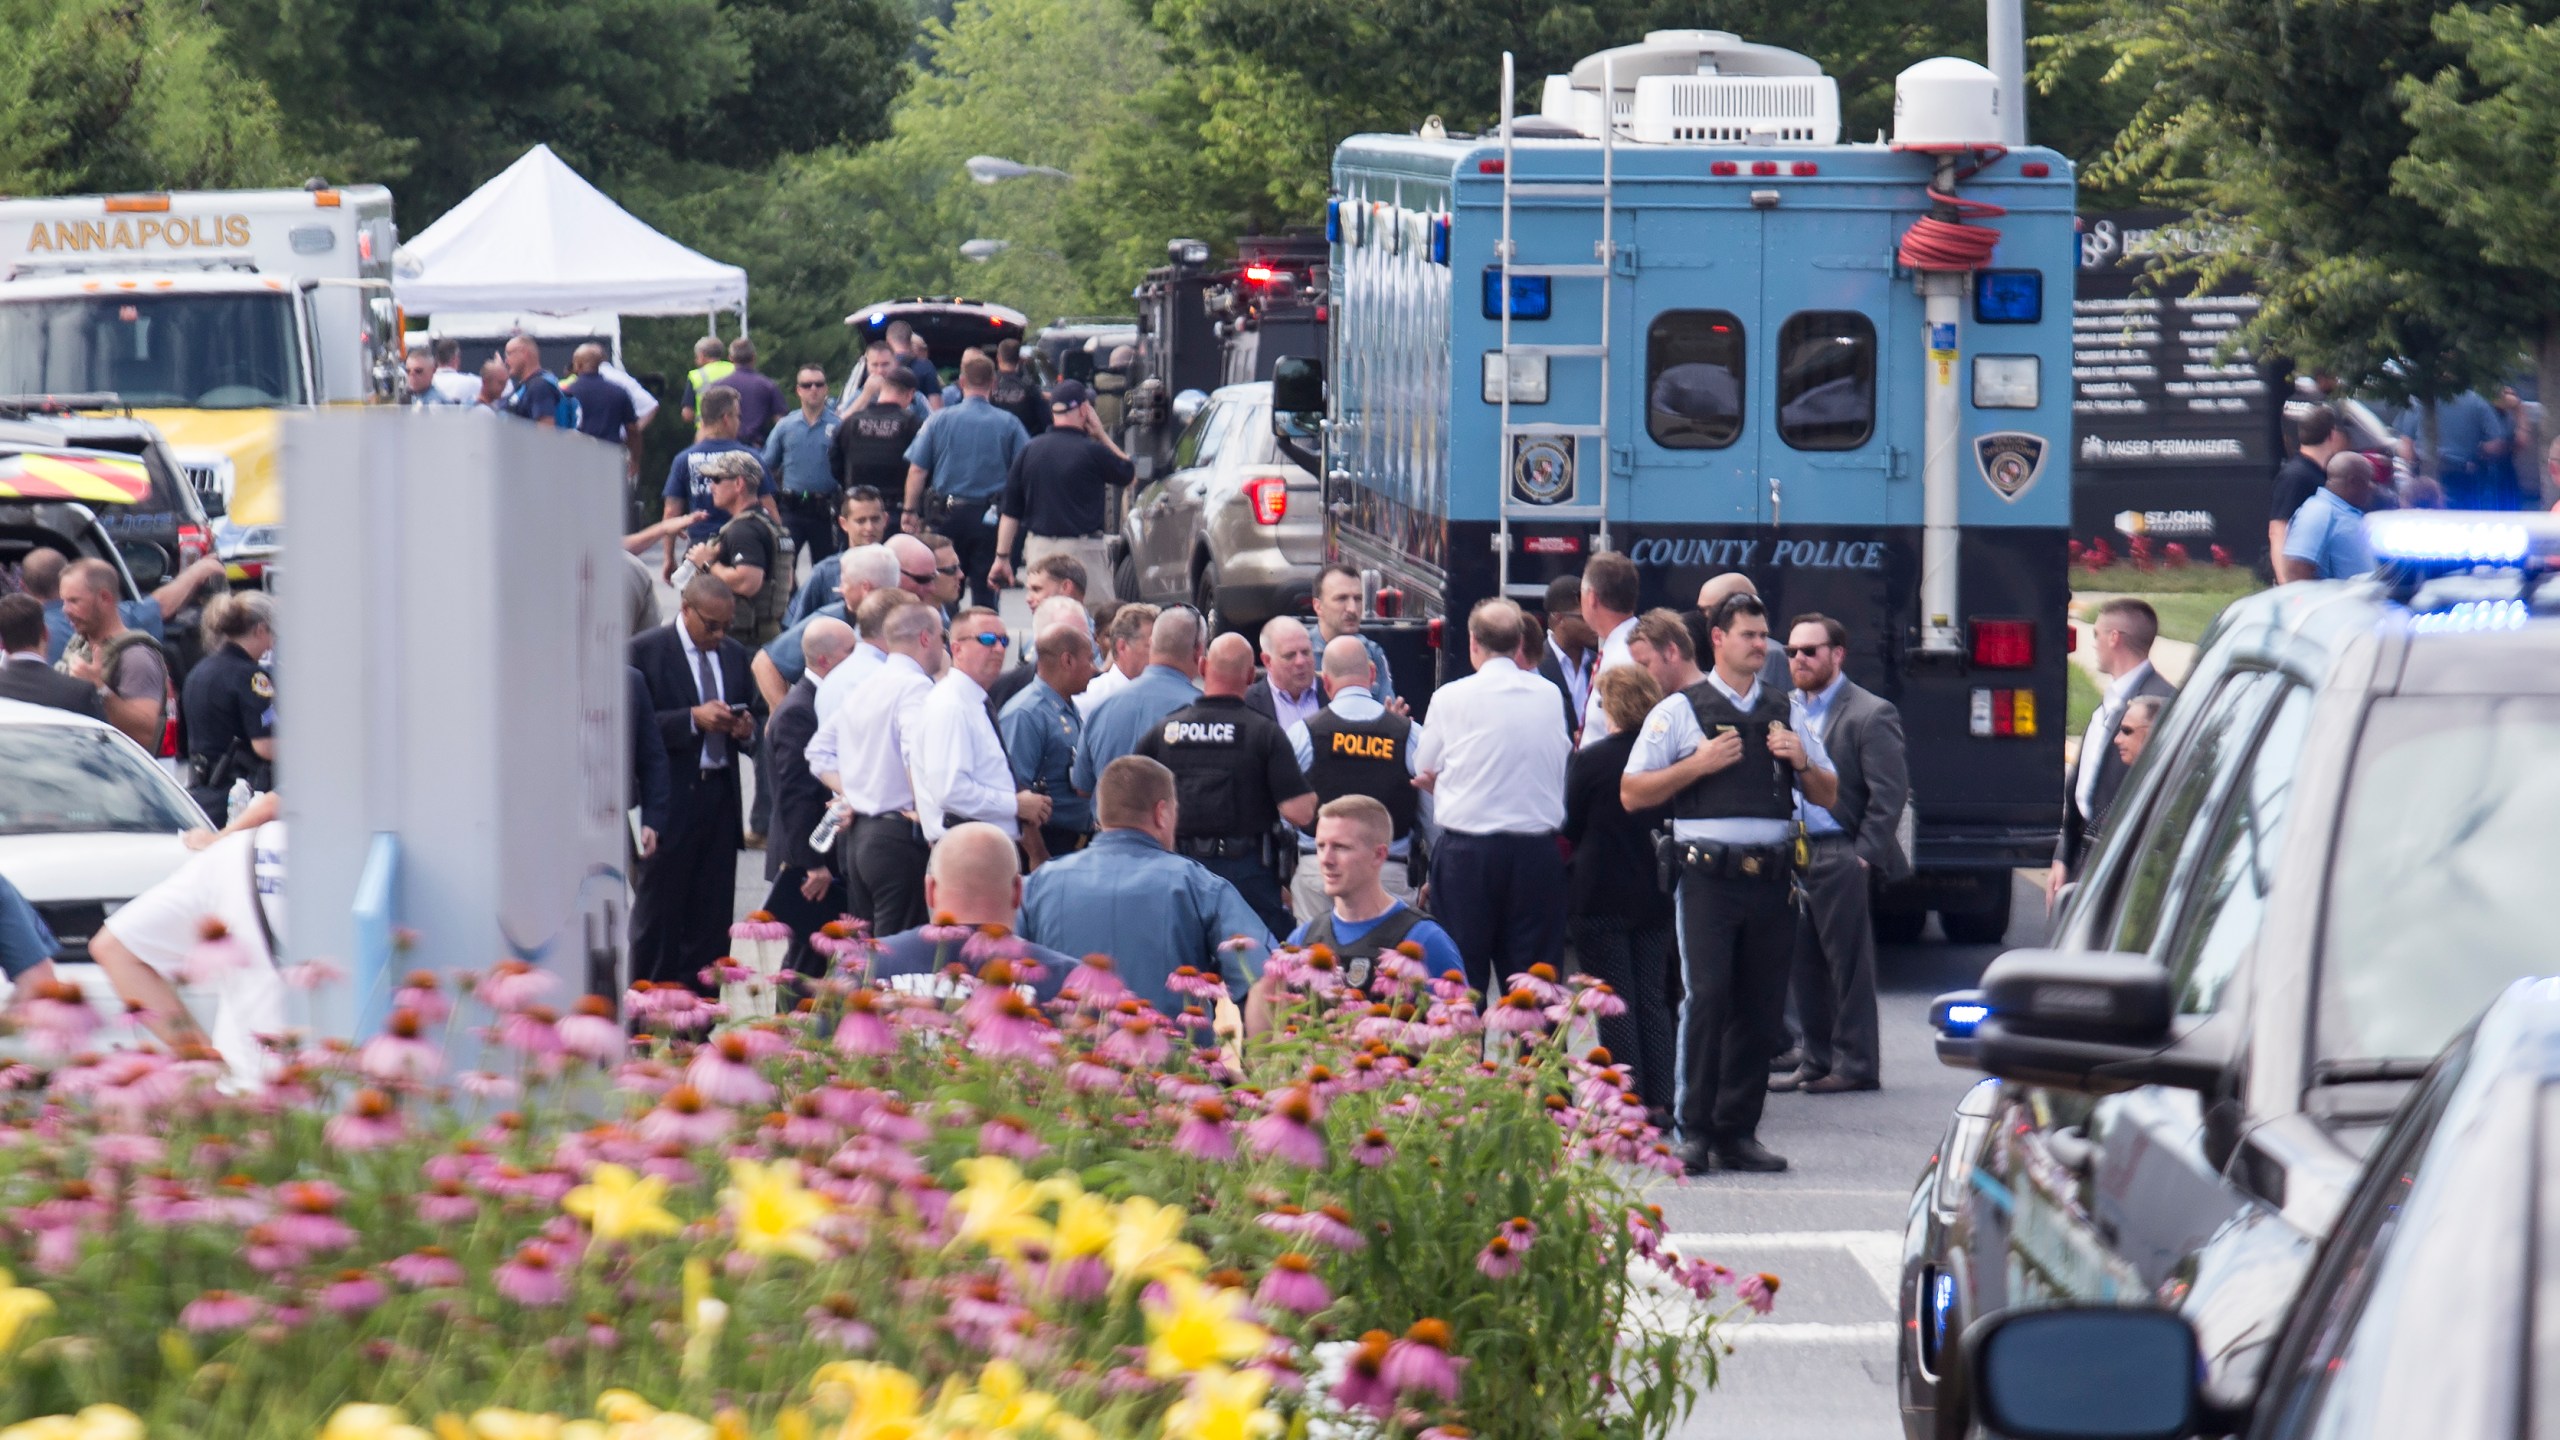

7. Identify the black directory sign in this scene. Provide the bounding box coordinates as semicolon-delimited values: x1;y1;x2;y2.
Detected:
2070;210;2285;561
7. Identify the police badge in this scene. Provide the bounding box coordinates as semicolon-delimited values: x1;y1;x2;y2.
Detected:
1974;432;2048;502
1509;435;1575;506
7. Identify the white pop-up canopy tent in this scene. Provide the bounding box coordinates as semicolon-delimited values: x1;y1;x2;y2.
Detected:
392;144;749;327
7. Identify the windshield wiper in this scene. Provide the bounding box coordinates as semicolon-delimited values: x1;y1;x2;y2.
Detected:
2311;1058;2436;1085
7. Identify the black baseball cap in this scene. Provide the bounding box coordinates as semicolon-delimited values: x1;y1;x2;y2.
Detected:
1048;379;1092;410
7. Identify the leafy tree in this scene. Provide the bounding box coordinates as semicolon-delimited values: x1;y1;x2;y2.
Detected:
706;0;912;164
0;0;295;195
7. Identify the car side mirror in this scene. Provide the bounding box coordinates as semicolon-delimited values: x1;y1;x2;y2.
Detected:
1171;389;1209;429
1932;950;2236;1096
1272;356;1325;438
1970;1307;2209;1440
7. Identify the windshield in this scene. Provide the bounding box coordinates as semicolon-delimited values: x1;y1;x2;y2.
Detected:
0;293;308;408
0;724;198;836
2321;696;2560;1062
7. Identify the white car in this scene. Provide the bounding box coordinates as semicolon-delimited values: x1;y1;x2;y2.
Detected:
0;698;209;992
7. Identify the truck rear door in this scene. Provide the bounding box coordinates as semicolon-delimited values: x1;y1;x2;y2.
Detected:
1627;209;1760;524
1757;206;1897;527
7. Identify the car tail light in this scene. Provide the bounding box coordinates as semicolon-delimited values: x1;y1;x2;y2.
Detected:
1374;587;1403;618
1970;688;2039;738
1969;618;2035;668
1242;475;1288;526
1426;617;1443;649
1751;161;1779;176
176;524;210;566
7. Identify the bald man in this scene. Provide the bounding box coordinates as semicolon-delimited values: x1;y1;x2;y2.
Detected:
760;615;857;968
867;823;1076;997
1134;632;1316;939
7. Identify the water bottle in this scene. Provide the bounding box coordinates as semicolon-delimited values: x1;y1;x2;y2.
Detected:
670;556;699;588
225;778;254;826
809;796;854;852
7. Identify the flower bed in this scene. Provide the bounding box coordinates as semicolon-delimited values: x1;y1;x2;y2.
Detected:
0;927;1766;1440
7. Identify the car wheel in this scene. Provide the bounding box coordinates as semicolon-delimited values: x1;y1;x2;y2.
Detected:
1938;888;2014;947
1192;562;1225;636
1115;550;1141;604
1874;907;1928;946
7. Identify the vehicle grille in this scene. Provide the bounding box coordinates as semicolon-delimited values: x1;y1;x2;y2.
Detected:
180;463;223;504
31;901;106;963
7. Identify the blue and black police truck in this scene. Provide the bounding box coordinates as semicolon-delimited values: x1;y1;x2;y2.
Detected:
1272;30;2078;941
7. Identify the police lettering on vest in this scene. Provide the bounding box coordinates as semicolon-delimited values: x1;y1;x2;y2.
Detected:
1304;709;1418;840
1163;719;1238;745
1670;680;1795;821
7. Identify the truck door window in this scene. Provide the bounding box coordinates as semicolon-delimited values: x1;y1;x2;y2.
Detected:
1775;311;1876;451
1645;311;1745;449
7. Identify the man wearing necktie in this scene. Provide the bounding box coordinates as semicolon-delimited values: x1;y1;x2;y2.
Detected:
629;575;765;989
2050;598;2176;904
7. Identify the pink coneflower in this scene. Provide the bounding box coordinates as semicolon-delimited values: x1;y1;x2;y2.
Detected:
493;1241;569;1307
1372;952;1428;993
17;978;97;1056
1571;980;1628;1017
1384;1318;1465;1401
1060;954;1127;1007
557;996;625;1063
1484;989;1549;1034
1737;1271;1778;1315
180;919;252;984
358;1009;441;1083
1173;1099;1237;1162
318;1268;387;1316
1349;1128;1395;1168
861;1099;929;1144
1257;1203;1365;1252
416;1178;478;1225
1164;966;1224;1000
1475;1234;1524;1279
731;1024;794;1061
1046;1254;1110;1304
179;1289;262;1333
1505;962;1567;1004
496;1005;565;1058
385;1246;465;1290
806;1294;878;1350
1256;1252;1331;1315
91;1131;164;1168
965;990;1057;1063
777;1096;843;1151
1099;1013;1170;1069
1065;1052;1123;1094
958;957;1025;1025
834;988;898;1056
684;1032;775;1108
1500;1216;1538;1250
1241;1088;1327;1168
637;1084;734;1148
476;960;555;1013
457;1070;518;1102
394;970;451;1024
977;1115;1047;1160
274;1181;355;1251
323;1089;405;1151
1334;1331;1396;1416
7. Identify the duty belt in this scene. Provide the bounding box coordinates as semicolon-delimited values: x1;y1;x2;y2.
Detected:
1654;834;1798;884
1178;836;1262;860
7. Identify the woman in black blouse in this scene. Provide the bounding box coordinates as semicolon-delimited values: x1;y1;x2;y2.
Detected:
1562;664;1679;1125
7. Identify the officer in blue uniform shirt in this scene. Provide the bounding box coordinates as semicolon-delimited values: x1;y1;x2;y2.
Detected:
999;621;1098;863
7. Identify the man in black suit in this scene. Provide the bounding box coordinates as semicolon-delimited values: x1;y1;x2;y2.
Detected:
1242;616;1324;730
629;576;764;990
1536;575;1595;742
0;595;104;719
760;616;857;972
627;665;671;861
1771;613;1910;1094
2050;597;2178;903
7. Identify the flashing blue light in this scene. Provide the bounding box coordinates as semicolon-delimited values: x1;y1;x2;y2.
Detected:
2409;598;2532;634
1326;198;1342;245
1482;268;1550;321
1431;215;1450;265
869;311;887;326
1974;270;2043;325
1942;1003;1990;1036
2367;511;2538;564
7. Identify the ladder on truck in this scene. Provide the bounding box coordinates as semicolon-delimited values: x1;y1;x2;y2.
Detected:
1494;49;1618;598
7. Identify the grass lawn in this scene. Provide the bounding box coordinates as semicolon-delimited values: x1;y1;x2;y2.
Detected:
2067;658;2102;737
2071;564;2266;649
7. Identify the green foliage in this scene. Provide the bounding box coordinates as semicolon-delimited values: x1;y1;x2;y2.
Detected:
0;0;296;196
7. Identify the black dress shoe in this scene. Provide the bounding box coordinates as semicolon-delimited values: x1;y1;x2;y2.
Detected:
1767;1047;1806;1074
1679;1142;1716;1177
1802;1073;1880;1095
1712;1138;1790;1173
1767;1066;1822;1093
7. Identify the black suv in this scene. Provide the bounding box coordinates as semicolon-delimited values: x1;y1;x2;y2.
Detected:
1899;512;2560;1438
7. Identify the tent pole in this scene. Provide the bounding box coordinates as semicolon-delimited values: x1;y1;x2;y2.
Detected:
737;299;749;339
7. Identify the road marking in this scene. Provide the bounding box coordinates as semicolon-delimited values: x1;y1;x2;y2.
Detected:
1722;1320;1899;1346
1663;1230;1904;1308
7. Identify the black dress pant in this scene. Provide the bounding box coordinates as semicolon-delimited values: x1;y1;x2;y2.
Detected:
631;767;742;991
849;813;930;936
779;491;842;561
1673;869;1796;1145
935;498;1000;609
1197;853;1294;945
1429;830;1567;995
1570;914;1680;1117
1789;837;1882;1085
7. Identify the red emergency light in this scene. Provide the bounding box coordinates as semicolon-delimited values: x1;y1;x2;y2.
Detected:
1478;159;1505;174
1969;618;2036;668
1790;162;1819;176
1243;265;1280;283
2020;162;2050;177
1751;161;1779;177
1710;161;1739;176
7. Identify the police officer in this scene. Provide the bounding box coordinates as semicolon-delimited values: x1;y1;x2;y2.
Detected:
1284;634;1422;922
1135;632;1314;940
180;591;277;820
1620;594;1837;1177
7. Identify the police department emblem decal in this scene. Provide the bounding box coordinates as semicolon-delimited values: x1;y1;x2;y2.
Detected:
1510;436;1575;506
1974;432;2048;501
1162;721;1182;745
250;672;276;699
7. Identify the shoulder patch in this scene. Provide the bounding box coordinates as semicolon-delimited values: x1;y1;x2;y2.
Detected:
1645;713;1671;736
249;671;275;699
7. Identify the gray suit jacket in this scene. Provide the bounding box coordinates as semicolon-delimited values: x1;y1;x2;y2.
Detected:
2057;662;2179;871
1816;680;1912;882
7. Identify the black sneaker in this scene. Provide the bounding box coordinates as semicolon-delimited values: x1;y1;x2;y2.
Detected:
1712;1138;1790;1173
1679;1141;1717;1177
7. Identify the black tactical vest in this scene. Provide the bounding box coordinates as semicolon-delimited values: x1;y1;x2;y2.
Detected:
1302;904;1428;992
1303;708;1418;840
1669;679;1796;822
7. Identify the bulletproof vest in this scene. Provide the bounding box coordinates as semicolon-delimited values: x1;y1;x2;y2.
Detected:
1669;679;1796;822
1090;370;1130;433
1301;904;1427;992
1303;708;1418;840
64;628;175;756
1151;698;1266;839
990;373;1045;432
837;404;917;488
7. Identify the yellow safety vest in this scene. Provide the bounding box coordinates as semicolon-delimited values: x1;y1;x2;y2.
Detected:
687;359;737;404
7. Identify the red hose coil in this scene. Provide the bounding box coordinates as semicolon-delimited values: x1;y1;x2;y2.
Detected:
1897;186;2008;272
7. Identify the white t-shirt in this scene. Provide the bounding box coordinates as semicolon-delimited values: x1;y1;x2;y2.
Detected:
99;822;288;1081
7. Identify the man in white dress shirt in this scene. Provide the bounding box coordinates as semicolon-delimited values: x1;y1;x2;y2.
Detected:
1576;552;1642;745
803;588;915;783
810;599;944;934
912;607;1052;843
1412;598;1573;993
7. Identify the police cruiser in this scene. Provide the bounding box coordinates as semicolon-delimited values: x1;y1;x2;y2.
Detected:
1273;30;2076;939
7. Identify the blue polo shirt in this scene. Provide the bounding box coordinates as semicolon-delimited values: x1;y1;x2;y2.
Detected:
1071;663;1201;794
1018;829;1271;1011
761;602;848;686
1000;676;1091;833
1285;901;1463;978
0;874;58;979
905;396;1029;503
2283;488;2377;580
2397;392;2509;471
761;409;841;497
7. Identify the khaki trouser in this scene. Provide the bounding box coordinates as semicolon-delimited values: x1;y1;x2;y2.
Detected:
1024;533;1119;605
1289;854;1414;925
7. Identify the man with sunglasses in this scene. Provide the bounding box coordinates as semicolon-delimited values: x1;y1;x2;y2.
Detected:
913;608;1054;847
763;363;844;563
628;575;764;990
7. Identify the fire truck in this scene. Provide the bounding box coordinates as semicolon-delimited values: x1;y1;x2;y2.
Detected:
1276;30;2076;940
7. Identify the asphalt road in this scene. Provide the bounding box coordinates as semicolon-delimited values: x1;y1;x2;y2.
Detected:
1658;871;2043;1440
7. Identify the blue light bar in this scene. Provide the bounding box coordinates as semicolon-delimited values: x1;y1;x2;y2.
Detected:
2366;510;2560;564
1942;1003;1989;1036
1482;268;1550;321
2408;599;2532;634
1326;197;1341;245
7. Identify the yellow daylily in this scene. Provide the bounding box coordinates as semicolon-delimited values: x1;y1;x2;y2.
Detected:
319;1405;432;1440
932;1359;1075;1440
0;1267;55;1356
1143;1274;1270;1378
0;1407;144;1440
1049;1189;1117;1262
1107;1195;1206;1288
467;1412;562;1440
811;1361;929;1440
615;1416;713;1440
723;1158;832;1263
593;1395;658;1427
948;1157;1053;1261
1159;1366;1280;1440
563;1164;682;1243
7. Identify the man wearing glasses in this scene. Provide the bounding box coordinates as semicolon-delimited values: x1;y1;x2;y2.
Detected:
912;608;1054;850
628;575;764;990
763;364;844;564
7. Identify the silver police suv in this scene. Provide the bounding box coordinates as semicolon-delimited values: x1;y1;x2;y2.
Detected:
1900;509;2560;1439
1111;381;1322;632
